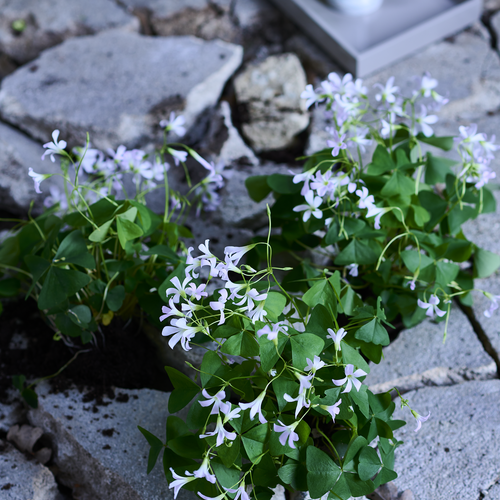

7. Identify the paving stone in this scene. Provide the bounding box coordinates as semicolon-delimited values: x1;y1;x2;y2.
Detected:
234;53;309;152
391;380;500;500
0;120;64;215
0;0;139;64
0;31;243;151
0;440;59;500
27;381;196;500
367;306;492;385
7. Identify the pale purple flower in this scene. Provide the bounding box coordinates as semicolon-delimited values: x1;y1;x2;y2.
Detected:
273;420;300;448
239;391;267;424
293;190;323;222
301;84;320;108
484;293;500;318
256;322;289;342
418;72;438;97
356;186;375;209
333;364;367;393
28;168;51;194
168;468;195;499
224;484;250;500
417;295;446;319
407;279;416;291
310;170;337;198
198;493;226;500
296;372;313;393
348;126;372;153
160;112;186;137
471;166;496;189
210;289;229;325
73;147;106;174
374;76;399;104
222;405;242;422
456;124;485;144
247;300;268;323
366;204;387;229
414;105;438;137
284;388;310;418
321;399;342;421
41;129;67;162
43;185;67;210
199;388;231;415
168;148;188;166
199;414;236;447
304;355;325;373
186;283;208;301
185;247;202;279
233;287;268;312
159;298;184;322
161;317;201;351
479;134;499;160
327;129;347;157
291;168;316;196
327;327;347;352
347;263;359;277
224;244;254;266
187;457;216;483
327;72;354;95
166;275;192;303
412;410;430;432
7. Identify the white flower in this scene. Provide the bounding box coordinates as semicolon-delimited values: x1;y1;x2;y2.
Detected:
224;244;254;266
332;364;367;393
166;276;192;303
224;484;250;500
291;168;316;196
210;289;229;325
456;124;485;144
284;388;310;418
168;148;188;166
200;414;237;447
162;317;202;351
256;322;289;342
222;405;242;423
327;129;347;157
304;355;325;373
347;126;372;153
374;76;399;104
185;247;202;279
293;190;323;222
301;84;320;108
412;410;430;432
187;457;216;483
346;263;358;277
199;388;231;415
483;293;500;318
159;298;184;322
419;72;438;97
239;391;267;424
41;129;67;162
186;283;208;301
247;300;268;323
321;399;342;421
414;105;438;137
168;468;196;499
365;204;387;229
356;186;375;209
160;112;186;137
273;420;300;448
327;327;347;352
310;170;337;198
28;168;51;194
327;72;354;95
417;295;446;319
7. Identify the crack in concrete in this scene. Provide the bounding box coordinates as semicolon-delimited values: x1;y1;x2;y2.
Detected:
481;10;500;58
477;474;500;499
455;299;500;378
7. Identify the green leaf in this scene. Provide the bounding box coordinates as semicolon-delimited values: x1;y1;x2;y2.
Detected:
341;343;370;375
116;216;143;249
142;245;180;262
218;437;241;469
290;334;325;371
69;304;91;326
55;231;95;268
212;461;240;490
343;435;368;465
138;426;164;474
340;287;363;316
424;153;456;184
21;388;38;409
165;366;200;413
306;446;341;498
435;261;460;288
38;268;91;310
272;378;299;411
89;220;113;243
200;351;223;387
345;473;375;497
380;170;415;201
417;134;454;151
302;279;337;309
366;145;395;175
411;205;431;227
264;291;286;322
258;334;288;372
349;384;370;418
474;247;500;278
169;434;205;459
400;250;433;273
246;175;272;202
0;277;21;297
446;205;476;235
374;467;398;488
242;424;269;464
220;332;259;357
358;446;382;481
334;239;378;266
354;318;389;346
267;174;301;194
106;285;125;312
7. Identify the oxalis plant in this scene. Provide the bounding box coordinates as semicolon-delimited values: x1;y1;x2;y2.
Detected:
140;71;500;500
0;113;228;406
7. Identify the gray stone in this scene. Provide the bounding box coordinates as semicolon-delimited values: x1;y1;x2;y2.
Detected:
305;105;332;156
7;424;52;464
0;440;59;500
0;31;243;151
0;0;139;64
0;120;64;215
367;306;492;385
0;397;26;433
118;0;237;42
234;53;309;152
485;0;500;11
28;381;196;500
391;380;500;499
232;0;278;31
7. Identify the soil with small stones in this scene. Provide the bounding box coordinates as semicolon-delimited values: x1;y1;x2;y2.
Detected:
0;298;173;404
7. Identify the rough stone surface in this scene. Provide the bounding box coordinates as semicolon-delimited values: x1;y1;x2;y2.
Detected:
391;380;500;499
0;0;139;64
234;53;309;152
305;105;331;156
0;31;243;151
27;381;195;500
0;397;26;433
0;440;59;500
367;307;493;385
0;120;64;215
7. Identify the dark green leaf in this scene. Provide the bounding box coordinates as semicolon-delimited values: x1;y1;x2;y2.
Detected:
242;424;269;464
417;134;454;151
354;318;389;346
55;231;95;268
474;247;500;278
220;332;259;357
165;366;200;413
335;239;378;266
38;268;91;310
246;175;272;202
138;426;164;474
358;446;382;481
267;174;301;194
290;334;325;371
306;446;341;498
106;285;125;312
366;145;396;175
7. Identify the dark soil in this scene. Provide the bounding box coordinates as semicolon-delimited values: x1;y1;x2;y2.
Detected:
0;298;173;404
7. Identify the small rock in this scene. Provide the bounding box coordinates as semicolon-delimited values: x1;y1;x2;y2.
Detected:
28;381;197;500
0;120;63;215
0;31;243;151
305;105;332;156
234;53;309;152
0;397;26;433
0;440;59;500
0;52;16;81
233;0;278;32
0;0;139;64
7;423;52;464
398;490;415;500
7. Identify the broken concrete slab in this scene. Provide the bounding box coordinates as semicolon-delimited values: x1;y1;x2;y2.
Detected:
27;381;196;500
367;306;493;386
0;120;64;215
0;31;243;151
0;440;59;500
234;53;309;152
391;380;500;500
0;0;139;64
